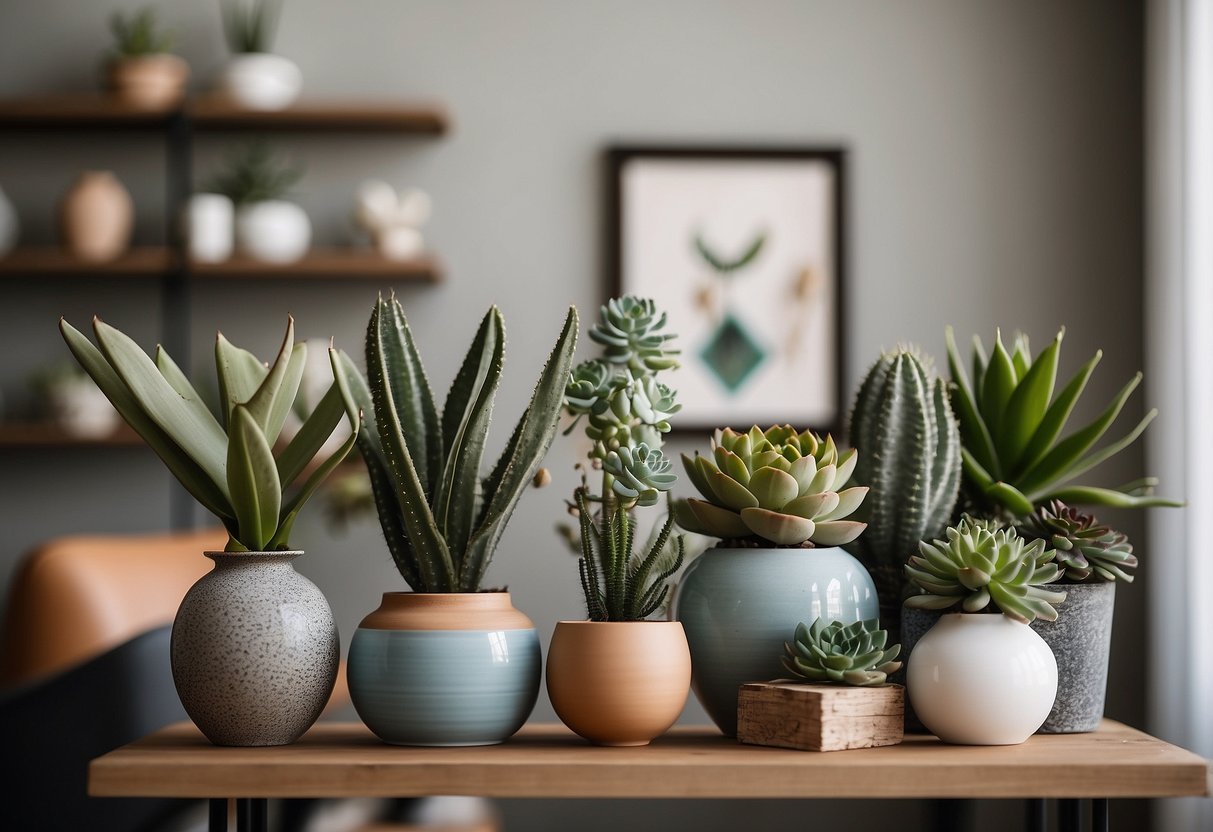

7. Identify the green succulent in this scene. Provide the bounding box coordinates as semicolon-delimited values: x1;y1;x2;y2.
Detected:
603;443;676;507
109;8;175;57
221;0;280;54
331;295;578;592
1017;500;1137;583
206;142;303;206
904;516;1067;623
947;327;1179;518
589;296;680;373
565;360;613;415
782;618;902;687
61;316;358;552
679;425;868;547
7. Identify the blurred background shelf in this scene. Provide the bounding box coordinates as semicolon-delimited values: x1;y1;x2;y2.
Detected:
0;94;178;129
187;98;450;134
189;250;442;281
0;247;173;276
0;422;144;448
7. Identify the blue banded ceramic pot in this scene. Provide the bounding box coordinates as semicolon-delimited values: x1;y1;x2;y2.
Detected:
673;545;879;736
347;592;541;746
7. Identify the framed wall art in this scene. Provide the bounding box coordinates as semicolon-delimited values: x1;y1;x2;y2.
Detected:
608;146;847;434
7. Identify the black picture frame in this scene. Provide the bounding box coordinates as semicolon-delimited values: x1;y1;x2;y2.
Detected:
607;145;848;436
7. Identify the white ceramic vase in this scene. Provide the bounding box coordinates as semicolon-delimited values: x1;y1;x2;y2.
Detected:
219;53;302;111
48;379;120;439
0;184;17;258
235;200;310;263
184;193;234;263
907;613;1057;745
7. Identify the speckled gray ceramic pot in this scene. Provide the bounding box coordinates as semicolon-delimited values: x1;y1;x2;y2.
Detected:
673;546;879;736
1030;581;1115;733
171;551;339;747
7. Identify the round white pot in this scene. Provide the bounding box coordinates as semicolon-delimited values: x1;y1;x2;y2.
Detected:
235;200;310;263
907;613;1057;745
219;53;302;111
48;380;120;439
184;193;234;263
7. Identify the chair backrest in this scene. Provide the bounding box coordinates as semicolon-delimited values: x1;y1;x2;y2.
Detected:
0;527;226;687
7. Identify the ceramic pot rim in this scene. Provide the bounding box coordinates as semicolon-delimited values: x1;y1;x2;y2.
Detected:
204;549;303;560
378;591;514;606
554;619;684;628
936;611;1028;625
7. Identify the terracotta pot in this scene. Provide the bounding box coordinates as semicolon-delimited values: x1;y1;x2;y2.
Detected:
347;592;541;746
59;171;133;263
546;620;690;746
107;55;189;109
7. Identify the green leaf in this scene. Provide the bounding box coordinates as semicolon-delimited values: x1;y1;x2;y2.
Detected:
999;330;1061;470
1029;409;1157;499
61;319;233;519
462;306;579;591
269;413;360;550
215;333;269;428
94;318;230;496
227;404;282;550
1044;485;1183;509
435;307;504;568
153;345;218;430
244;317;296;437
946;327;1000;478
264;343;307;448
985;481;1035;517
276;383;345;488
979;331;1017;449
1012;350;1102;481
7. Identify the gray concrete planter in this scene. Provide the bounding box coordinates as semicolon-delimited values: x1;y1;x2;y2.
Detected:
1029;581;1115;733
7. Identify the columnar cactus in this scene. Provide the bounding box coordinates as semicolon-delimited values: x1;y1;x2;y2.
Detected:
782;618;902;687
846;348;961;604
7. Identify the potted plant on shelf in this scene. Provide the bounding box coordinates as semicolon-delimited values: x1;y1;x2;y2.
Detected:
330;294;577;747
845;347;961;634
944;327;1180;732
104;7;189;109
207;142;310;264
903;517;1065;745
545;296;691;747
59;315;358;746
674;424;876;736
219;0;302;111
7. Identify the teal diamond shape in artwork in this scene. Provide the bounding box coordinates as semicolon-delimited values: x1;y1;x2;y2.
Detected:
700;314;766;393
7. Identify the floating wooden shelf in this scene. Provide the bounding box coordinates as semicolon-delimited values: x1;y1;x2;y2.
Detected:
0;422;144;447
0;247;173;276
188;97;450;134
0;93;178;128
190;250;442;281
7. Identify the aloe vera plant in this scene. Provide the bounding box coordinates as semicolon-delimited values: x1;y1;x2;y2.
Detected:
946;327;1180;518
331;295;578;592
60;316;358;552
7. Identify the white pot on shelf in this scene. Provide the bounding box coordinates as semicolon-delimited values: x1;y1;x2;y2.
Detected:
184;193;234;263
47;379;120;439
219;53;302;111
907;613;1057;746
235;200;310;263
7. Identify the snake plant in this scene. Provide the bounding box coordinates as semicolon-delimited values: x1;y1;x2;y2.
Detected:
782;618;902;687
846;347;961;605
331;294;578;592
60;316;358;552
946;327;1179;518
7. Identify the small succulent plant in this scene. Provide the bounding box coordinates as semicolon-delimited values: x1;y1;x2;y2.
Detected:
679;425;868;547
904;516;1067;623
206;142;303;206
221;0;280;54
782;618;902;687
109;8;175;57
946;327;1179;518
562;296;685;622
1017;500;1138;583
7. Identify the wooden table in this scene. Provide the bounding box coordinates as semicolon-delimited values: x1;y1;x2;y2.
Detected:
89;720;1209;832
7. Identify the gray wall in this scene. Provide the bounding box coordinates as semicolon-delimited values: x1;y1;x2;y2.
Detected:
0;1;1149;830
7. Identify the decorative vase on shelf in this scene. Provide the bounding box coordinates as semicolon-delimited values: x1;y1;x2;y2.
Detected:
46;377;121;439
107;54;189;109
235;200;310;263
0;184;18;258
59;171;133;263
171;550;339;747
673;545;878;736
219;53;302;110
1030;582;1115;733
347;592;541;747
184;193;234;263
907;613;1057;745
546;620;690;746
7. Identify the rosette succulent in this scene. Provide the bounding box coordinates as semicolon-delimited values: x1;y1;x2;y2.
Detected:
904;517;1067;623
1017;500;1137;583
589;296;679;372
603;443;676;507
782;618;902;687
679;425;868;547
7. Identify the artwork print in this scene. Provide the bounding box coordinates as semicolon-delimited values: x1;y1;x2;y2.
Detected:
611;148;845;432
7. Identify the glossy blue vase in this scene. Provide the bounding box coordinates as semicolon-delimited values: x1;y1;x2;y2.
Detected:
673;546;878;735
348;592;541;746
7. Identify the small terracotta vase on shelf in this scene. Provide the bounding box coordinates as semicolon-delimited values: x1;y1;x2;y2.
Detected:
59;171;133;263
107;54;189;109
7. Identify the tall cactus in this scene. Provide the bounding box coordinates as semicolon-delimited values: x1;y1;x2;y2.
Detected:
845;348;961;610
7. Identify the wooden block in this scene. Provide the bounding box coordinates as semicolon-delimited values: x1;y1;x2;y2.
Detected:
737;681;904;752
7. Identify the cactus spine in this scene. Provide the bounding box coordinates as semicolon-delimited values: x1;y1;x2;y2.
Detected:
846;348;961;608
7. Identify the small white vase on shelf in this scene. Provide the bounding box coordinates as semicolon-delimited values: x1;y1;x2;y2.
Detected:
219;53;302;111
907;613;1057;746
235;200;310;263
184;194;234;263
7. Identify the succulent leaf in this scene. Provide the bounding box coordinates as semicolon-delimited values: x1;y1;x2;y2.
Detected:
1017;500;1137;583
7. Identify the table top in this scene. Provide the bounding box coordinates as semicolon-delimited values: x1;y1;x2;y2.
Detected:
89;720;1211;800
